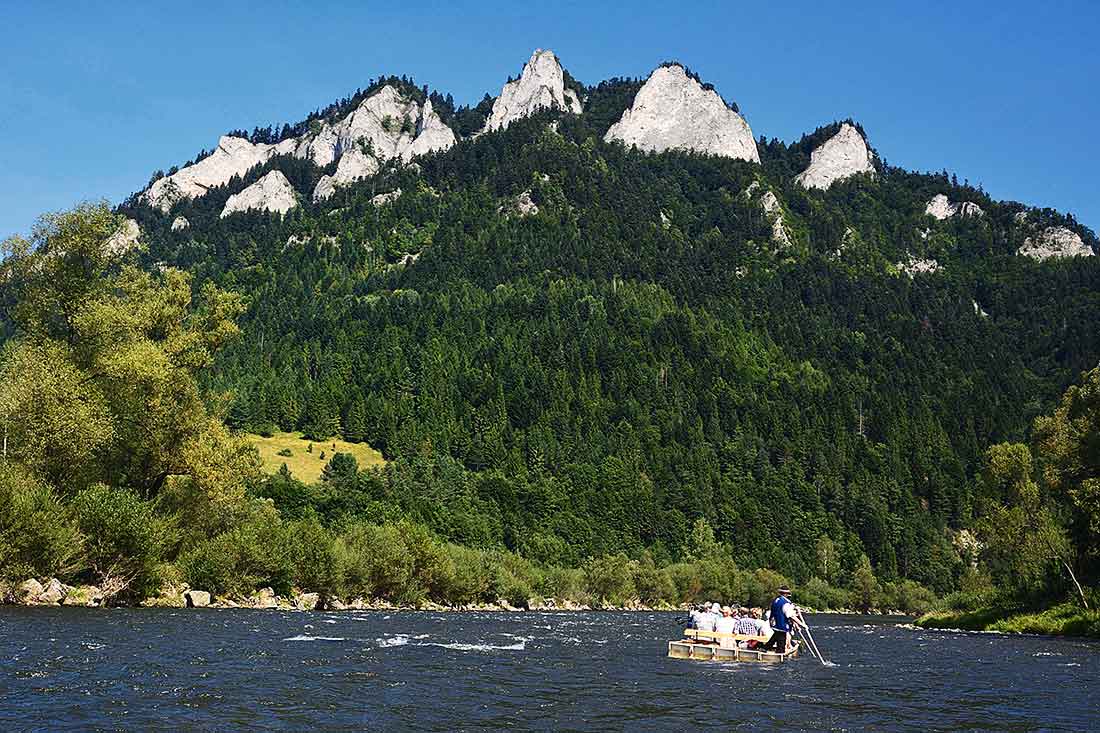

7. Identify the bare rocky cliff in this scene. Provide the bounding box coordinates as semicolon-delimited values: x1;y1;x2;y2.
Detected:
143;85;457;210
794;123;875;190
482;49;582;133
1017;226;1094;261
605;65;758;163
925;194;984;220
220;170;298;218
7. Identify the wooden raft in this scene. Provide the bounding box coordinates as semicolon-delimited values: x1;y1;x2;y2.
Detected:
667;628;800;663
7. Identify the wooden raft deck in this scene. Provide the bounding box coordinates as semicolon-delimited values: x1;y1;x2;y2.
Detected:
667;628;801;663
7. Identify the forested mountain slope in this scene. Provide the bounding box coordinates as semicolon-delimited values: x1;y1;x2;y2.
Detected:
96;50;1100;596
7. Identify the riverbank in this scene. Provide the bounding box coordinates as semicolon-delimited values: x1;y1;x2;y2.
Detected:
1;577;682;613
915;603;1100;638
2;576;903;615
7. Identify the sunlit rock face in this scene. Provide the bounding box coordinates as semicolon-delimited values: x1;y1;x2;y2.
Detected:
220;170;298;218
925;194;984;220
308;90;455;201
896;255;942;277
143;136;297;212
794;123;875;190
605;64;759;163
406;100;457;160
1017;226;1093;261
371;189;403;207
105;218;142;254
744;182;791;247
482;49;582;133
144;86;457;208
312;148;380;202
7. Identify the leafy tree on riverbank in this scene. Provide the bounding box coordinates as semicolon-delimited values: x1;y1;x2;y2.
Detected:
0;205;259;598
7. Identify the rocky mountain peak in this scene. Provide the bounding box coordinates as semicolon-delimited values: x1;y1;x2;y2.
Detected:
143;84;458;210
794;123;875;190
142;135;295;212
605;64;759;163
482;49;582;133
220;170;298;218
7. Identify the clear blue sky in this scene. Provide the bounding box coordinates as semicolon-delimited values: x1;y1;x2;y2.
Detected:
2;0;1098;238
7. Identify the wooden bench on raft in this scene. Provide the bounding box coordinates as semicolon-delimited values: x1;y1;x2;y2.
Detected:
683;628;772;646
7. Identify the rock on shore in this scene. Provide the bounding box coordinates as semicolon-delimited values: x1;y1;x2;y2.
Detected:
6;578;103;606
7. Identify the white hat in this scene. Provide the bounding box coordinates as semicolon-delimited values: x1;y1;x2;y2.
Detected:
711;602;722;613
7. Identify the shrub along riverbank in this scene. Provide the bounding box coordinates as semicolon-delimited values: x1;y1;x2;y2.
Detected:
916;603;1100;638
0;490;938;615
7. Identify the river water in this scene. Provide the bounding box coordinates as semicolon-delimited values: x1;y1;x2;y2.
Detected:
1;609;1096;731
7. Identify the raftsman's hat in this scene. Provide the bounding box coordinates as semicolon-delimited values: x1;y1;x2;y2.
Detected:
778;585;792;595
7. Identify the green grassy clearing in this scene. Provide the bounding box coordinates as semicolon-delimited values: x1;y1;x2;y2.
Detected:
246;432;386;484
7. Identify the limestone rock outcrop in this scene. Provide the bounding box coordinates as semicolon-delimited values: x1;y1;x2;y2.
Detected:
405;100;457;159
171;216;190;231
482;49;582;133
184;590;211;608
312;147;379;202
220;170;298;218
760;191;792;248
310;91;455;201
605;64;759;163
145;86;456;209
1017;226;1093;261
498;190;539;218
925;194;984;220
371;189;402;207
105;218;142;255
295;592;321;611
794;123;875;190
896;256;942;276
62;585;104;607
744;182;791;248
143;135;296;212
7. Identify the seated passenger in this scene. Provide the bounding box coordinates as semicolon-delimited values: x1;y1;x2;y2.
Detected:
735;608;761;647
688;604;705;630
714;606;737;648
701;602;719;634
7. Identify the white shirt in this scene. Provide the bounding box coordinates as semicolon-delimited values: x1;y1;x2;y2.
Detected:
714;616;736;634
695;612;717;632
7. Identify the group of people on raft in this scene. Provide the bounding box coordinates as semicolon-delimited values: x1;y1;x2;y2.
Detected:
686;585;804;653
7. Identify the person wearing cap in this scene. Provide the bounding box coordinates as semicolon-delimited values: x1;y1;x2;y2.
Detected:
759;585;800;653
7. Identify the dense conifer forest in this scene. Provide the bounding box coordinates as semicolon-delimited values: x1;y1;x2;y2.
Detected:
2;66;1098;620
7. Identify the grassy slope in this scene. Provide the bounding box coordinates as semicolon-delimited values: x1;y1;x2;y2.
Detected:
247;432;386;484
916;603;1100;638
